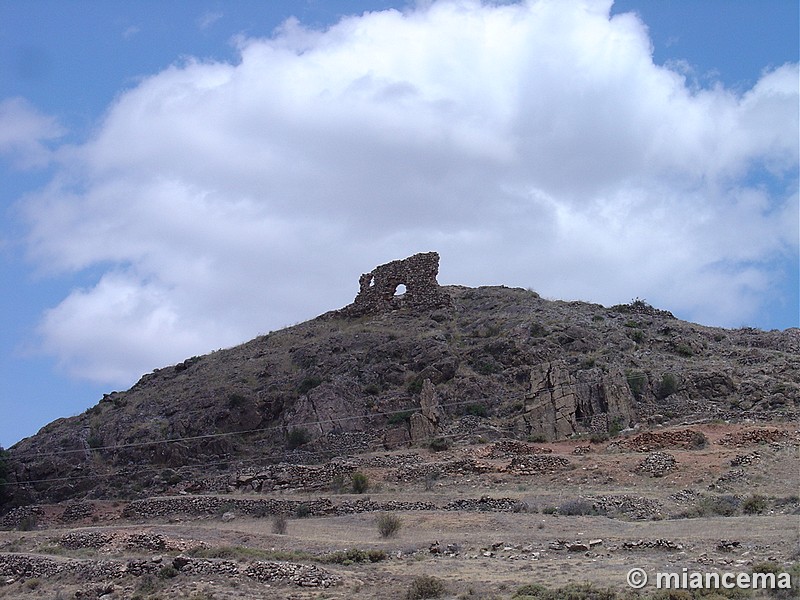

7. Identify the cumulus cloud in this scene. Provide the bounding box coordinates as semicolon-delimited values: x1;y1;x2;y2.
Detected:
0;97;64;169
18;0;799;385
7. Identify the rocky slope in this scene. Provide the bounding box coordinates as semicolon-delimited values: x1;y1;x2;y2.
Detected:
3;253;798;509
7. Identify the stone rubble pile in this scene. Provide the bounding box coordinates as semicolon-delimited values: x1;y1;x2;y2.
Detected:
719;428;790;447
635;452;677;477
505;455;572;475
586;495;664;520
622;539;683;551
610;429;707;452
475;439;553;459
444;496;520;512
730;451;761;466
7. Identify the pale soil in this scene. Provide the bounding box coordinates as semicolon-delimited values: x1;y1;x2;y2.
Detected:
1;422;798;599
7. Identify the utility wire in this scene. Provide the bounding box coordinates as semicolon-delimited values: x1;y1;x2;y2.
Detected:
11;374;649;460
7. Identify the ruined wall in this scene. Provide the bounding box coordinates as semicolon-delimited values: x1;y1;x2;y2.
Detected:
340;252;451;316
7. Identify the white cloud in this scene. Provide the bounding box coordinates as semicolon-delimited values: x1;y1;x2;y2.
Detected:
0;97;64;169
19;0;799;386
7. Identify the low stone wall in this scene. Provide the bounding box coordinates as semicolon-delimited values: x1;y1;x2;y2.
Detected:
121;496;335;520
0;552;340;588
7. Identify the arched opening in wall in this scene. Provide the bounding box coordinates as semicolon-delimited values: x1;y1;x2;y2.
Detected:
394;284;407;296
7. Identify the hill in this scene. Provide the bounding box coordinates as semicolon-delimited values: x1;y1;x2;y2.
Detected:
2;251;798;510
1;253;799;599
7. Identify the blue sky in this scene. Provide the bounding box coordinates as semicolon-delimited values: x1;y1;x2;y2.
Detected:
1;0;797;449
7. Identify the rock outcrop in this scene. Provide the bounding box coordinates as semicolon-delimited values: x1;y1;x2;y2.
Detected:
521;361;636;440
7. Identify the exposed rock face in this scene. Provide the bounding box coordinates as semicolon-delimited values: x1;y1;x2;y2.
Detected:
340;252;451;316
522;361;636;440
410;380;444;442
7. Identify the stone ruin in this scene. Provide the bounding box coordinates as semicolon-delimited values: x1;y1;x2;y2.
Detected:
340;251;452;316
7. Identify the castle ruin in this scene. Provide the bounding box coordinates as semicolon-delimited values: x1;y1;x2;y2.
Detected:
340;252;452;316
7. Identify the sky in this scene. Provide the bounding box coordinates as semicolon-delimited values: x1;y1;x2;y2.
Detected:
0;0;797;449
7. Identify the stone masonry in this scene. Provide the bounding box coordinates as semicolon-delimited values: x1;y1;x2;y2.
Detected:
340;252;451;316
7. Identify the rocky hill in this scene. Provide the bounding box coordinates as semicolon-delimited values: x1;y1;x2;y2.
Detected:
3;252;798;510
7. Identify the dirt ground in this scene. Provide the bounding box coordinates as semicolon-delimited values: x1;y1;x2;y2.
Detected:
1;422;798;599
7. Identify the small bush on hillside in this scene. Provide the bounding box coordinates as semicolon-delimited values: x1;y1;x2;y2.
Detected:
294;503;311;518
678;494;740;518
406;575;446;599
388;410;415;426
465;403;488;418
657;373;679;399
626;371;647;400
227;393;247;408
272;514;288;534
322;548;387;565
297;376;322;394
428;437;450;452
559;499;604;516
407;378;424;394
376;513;403;538
513;582;618;599
742;494;769;515
157;565;178;579
351;472;369;494
286;427;311;449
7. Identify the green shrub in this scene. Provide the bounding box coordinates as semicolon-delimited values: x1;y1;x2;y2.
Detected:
513;583;620;599
364;383;381;395
376;513;403;538
23;578;41;590
406;575;446;599
388;410;415;426
322;548;388;564
657;373;679;399
294;503;311;518
608;418;624;437
474;359;501;375
529;322;549;337
742;494;769;515
158;565;179;579
541;506;557;515
160;468;182;485
626;371;647;400
428;437;450;452
227;393;247;408
527;433;547;443
286;427;311;449
559;499;603;516
465;403;488;418
17;514;38;531
86;431;103;449
351;472;369;494
682;494;740;518
407;377;424;394
297;376;322;394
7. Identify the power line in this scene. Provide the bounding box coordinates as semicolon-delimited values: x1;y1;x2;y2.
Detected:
11;374;649;460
